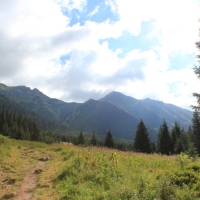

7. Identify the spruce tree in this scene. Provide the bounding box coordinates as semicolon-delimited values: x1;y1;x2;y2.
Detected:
192;109;200;154
192;25;200;154
1;107;8;136
133;120;151;153
193;26;200;110
187;126;197;157
151;142;156;153
6;111;12;137
105;130;114;148
29;121;40;141
77;131;85;145
23;118;31;140
90;132;97;146
157;120;171;155
11;112;18;139
175;138;185;154
171;122;181;153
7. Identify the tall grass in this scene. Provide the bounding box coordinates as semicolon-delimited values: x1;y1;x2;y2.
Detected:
1;136;200;200
54;146;200;200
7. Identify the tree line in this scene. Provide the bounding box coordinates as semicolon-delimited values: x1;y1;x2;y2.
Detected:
0;107;61;143
133;119;196;156
71;114;199;157
61;130;132;151
1;105;200;156
0;95;68;134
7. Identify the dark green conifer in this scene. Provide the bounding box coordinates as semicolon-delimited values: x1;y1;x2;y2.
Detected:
11;112;18;139
157;120;171;155
30;122;40;141
133;120;151;153
151;142;156;153
192;109;200;154
1;107;8;136
16;115;24;140
90;132;97;146
105;130;114;148
77;131;85;145
171;122;181;153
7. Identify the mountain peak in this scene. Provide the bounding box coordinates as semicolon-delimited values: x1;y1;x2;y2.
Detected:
0;83;11;91
32;88;44;96
107;91;124;96
84;98;96;104
0;83;46;100
100;91;137;103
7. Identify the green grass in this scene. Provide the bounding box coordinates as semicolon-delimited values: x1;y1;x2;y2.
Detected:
1;135;200;199
53;147;200;200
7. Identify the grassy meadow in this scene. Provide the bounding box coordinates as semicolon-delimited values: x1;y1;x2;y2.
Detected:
1;135;200;200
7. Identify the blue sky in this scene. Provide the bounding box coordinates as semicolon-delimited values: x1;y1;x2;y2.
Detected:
99;21;157;58
0;0;200;110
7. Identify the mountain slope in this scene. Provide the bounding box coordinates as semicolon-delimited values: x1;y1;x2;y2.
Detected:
100;91;192;130
0;94;68;133
67;99;156;140
0;83;79;123
0;83;193;141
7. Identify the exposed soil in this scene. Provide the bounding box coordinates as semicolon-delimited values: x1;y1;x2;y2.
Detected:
9;155;50;200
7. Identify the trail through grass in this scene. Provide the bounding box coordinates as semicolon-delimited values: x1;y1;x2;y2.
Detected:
1;135;200;199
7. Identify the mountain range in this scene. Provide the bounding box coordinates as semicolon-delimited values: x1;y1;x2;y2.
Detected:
0;83;193;141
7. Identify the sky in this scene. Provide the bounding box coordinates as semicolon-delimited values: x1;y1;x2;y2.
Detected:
0;0;200;110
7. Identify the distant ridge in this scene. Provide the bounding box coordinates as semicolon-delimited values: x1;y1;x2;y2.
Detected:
100;91;192;130
0;83;192;141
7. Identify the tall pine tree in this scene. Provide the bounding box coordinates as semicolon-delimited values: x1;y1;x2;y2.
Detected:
105;130;114;148
133;120;151;153
170;122;181;154
193;25;200;110
157;120;171;155
192;109;200;154
90;132;97;146
192;23;200;154
77;131;85;145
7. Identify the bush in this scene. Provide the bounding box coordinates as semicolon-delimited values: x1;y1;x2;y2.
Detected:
0;134;6;144
171;170;198;187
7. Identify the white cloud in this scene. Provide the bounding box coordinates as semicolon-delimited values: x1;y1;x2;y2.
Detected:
0;0;68;37
0;0;199;111
88;6;99;17
54;0;87;12
105;0;118;13
113;0;199;60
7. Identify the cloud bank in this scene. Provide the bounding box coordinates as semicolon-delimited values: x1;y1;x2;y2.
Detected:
0;0;199;110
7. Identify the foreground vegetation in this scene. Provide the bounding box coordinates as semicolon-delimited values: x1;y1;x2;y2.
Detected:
1;135;200;200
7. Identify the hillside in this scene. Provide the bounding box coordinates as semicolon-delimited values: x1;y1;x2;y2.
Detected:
100;91;192;130
69;99;140;140
0;83;80;123
0;94;68;134
67;99;157;140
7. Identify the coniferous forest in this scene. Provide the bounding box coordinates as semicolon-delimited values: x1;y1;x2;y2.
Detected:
0;76;199;154
1;103;199;157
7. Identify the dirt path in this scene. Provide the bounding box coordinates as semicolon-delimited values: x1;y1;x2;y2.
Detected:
13;156;49;200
